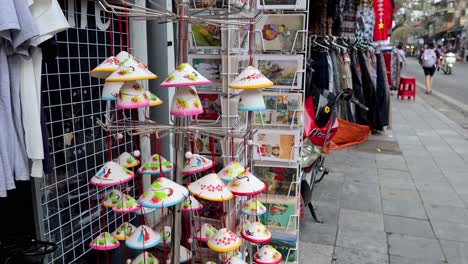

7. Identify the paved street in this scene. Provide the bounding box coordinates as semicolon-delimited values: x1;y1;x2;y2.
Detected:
299;94;468;263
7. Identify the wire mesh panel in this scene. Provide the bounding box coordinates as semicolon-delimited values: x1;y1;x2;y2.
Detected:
39;1;136;263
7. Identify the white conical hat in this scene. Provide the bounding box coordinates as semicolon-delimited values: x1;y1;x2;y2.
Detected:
112;222;136;241
235;219;251;237
101;81;123;101
238;89;266;112
207;228;242;253
241;221;272;244
106;57;157;82
159;63;212;88
138;154;173;175
117;152;140;168
159;226;172;244
194;223;218;242
125;225;161;250
182;152;213;175
131;251;160;264
112;194;142;213
188;173;234;202
90;161;135;187
254;245;282;264
138;177;189;208
241;198;267;216
170;86;204;116
228;170;266;196
90;56;122;79
89;232;120;250
228;66;274;89
165;246;192;263
181;195;203;212
102;189;124;208
218;250;244;262
218;161;245;182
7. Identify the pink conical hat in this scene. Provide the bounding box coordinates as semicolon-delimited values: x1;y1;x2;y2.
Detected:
90;161;135;187
112;194;142;213
106;57;157;82
170;86;204;116
228;170;267;196
207;228;242;253
125;225;161;250
117;152;140;168
138;154;173;175
181;195;203;212
241;221;272;244
183;152;213;175
117;81;163;109
102;189;124;208
160;63;212;87
218;161;245;182
254;245;282;264
228;66;274;89
138;177;189;208
112;222;136;241
194;223;218;242
188;173;234;202
240;198;267;216
89;232;120;250
131;251;160;264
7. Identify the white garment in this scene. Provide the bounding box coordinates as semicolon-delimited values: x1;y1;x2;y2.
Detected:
20;0;69;177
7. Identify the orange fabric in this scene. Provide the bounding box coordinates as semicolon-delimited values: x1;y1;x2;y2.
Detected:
328;118;371;150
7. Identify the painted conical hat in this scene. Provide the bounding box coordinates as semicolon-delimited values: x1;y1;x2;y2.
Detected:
159;63;212;87
117;152;140;168
188;173;234;202
194;223;218;242
138;154;173;175
159;226;172;244
238;89;266;111
225;256;247;264
218;161;245;182
254;245;282;264
106;57;157;82
235;219;251;237
207;228;242;253
165;246;192;263
170;86;204;116
240;198;267;216
90;161;135;187
228;66;273;89
117;81;163;109
228;170;266;196
148;92;164;107
138;177;189;208
241;221;272;244
131;251;160;264
112;194;142;213
89;232;120;250
125;225;161;250
181;195;203;212
90;56;122;79
112;222;136;241
102;81;123;101
219;250;244;262
132;206;157;215
102;189;124;208
183;152;213;175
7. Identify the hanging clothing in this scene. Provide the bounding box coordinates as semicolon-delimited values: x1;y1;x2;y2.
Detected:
375;53;389;130
356;2;375;41
339;0;358;38
350;52;367;125
358;51;377;129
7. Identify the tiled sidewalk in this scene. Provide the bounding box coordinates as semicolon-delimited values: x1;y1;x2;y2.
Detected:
299;95;468;264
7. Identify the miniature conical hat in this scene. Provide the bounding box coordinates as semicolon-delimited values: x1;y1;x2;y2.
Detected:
165;246;192;263
125;225;161;250
219;250;244;262
228;66;274;89
117;81;163;108
188;173;234;202
228;170;266;196
181;195;203;212
194;223;218;242
159;226;172;244
102;189;124;208
138;177;189;208
205;261;217;264
159;63;212;87
131;251;160;264
254;245;282;264
225;256;247;264
133;206;157;215
106;57;157;82
183;152;213;175
148;92;164;107
241;221;272;244
170;86;204;116
102;81;123;101
112;222;136;241
90;56;122;79
89;232;120;250
90;161;135;187
218;162;245;182
118;152;140;168
241;198;267;216
235;219;251;237
138;154;173;175
207;228;242;253
112;194;142;213
238;89;266;111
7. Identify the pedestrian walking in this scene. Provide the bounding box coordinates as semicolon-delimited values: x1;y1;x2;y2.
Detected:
419;43;439;94
396;43;406;69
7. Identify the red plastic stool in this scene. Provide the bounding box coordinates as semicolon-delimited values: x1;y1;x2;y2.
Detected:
398;77;416;100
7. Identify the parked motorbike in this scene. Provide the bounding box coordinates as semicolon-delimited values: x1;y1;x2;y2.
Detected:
440;52;457;75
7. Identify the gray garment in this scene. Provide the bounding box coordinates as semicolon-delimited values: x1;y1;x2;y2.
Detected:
330;52;341;95
326;53;334;93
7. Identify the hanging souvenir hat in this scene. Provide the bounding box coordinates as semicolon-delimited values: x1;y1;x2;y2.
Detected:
102;81;123;101
112;194;142;213
241;198;267;216
238;89;266;112
228;170;266;196
205;261;217;264
254;245;282;264
194;223;218;242
235;219;251;237
160;63;212;87
90;161;135;187
148;92;164;107
102;189;124;208
166;246;192;263
117;81;163;109
106;57;157;82
125;225;161;250
138;154;173;175
112;222;136;241
188;173;234;202
139;177;189;208
133;206;157;215
89;232;120;250
170;86;204;116
182;152;213;175
90;56;122;79
218;161;245;182
181;195;203;212
219;250;244;263
159;226;172;244
228;66;274;89
117;152;140;168
207;228;242;253
241;221;272;244
130;251;160;264
225;256;247;264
